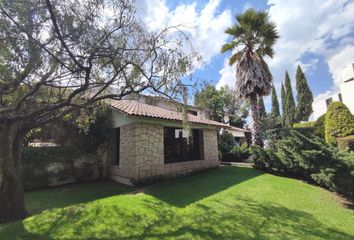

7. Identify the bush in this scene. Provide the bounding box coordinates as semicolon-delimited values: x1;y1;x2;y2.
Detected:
314;114;325;139
222;143;250;162
293;121;315;128
337;135;354;151
218;131;235;154
325;102;354;145
254;130;354;197
252;146;287;173
265;127;314;150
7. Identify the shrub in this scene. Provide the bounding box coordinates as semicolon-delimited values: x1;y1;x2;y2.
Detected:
293;121;315;128
252;146;286;173
314;114;325;138
254;130;354;197
222;143;251;162
337;135;354;151
218;131;235;154
325;102;354;145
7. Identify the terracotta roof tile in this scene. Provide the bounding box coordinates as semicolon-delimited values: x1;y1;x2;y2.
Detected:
109;99;229;127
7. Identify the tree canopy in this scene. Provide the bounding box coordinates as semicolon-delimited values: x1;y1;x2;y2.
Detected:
295;65;313;121
0;0;198;223
194;84;249;126
283;71;296;127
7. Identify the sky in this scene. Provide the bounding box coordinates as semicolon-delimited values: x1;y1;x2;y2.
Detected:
136;0;354;113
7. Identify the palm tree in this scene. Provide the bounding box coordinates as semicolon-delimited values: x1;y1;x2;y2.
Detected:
221;9;279;146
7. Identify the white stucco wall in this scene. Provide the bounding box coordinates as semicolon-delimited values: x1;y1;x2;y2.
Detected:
340;80;354;114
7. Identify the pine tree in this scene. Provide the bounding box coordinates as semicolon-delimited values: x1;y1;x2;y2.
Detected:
281;82;286;125
295;65;313;121
284;71;296;127
271;85;280;118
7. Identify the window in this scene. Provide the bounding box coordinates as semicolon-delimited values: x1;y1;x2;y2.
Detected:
326;97;333;107
338;93;343;102
187;110;198;116
110;128;120;165
164;127;203;163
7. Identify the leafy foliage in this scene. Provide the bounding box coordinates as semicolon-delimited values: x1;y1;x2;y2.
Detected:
337;135;354;151
271;84;281;119
314;114;326;139
325;102;354;145
295;66;313;121
254;130;354;197
222;143;251;162
283;71;296;127
280;82;286;125
218;131;236;154
293;122;315;128
194;84;248;125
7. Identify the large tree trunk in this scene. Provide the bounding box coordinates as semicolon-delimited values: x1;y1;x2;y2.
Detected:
249;94;264;147
0;123;26;223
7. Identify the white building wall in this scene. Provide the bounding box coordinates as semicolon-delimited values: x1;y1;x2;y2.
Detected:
312;63;354;119
312;93;341;120
340;80;354;114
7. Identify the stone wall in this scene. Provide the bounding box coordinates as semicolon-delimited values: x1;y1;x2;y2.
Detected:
109;122;219;185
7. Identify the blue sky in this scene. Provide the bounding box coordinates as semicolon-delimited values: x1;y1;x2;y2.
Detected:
138;0;354;112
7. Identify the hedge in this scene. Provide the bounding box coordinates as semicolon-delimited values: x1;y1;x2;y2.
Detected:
337;135;354;151
325;102;354;145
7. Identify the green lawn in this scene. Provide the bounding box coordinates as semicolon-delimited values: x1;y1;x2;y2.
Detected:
1;166;354;239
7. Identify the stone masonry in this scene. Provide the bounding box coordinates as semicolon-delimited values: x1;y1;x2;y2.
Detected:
109;122;219;185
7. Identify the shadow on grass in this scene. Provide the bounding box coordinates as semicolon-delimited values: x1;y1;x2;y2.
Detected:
146;166;263;207
25;179;133;214
2;196;352;240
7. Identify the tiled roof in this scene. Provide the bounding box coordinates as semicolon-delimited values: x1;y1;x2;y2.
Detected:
109;99;229;127
227;125;251;132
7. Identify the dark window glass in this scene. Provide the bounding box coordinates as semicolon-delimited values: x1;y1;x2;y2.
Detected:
164;127;203;163
110;128;120;165
326;97;333;107
338;93;343;102
187;110;198;116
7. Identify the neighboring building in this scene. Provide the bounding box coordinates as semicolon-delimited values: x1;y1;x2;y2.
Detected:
313;63;354;120
106;95;248;186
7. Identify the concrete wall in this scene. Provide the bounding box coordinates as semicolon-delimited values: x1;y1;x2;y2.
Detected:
108;122;219;186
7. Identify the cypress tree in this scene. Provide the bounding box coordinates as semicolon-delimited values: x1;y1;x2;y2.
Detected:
295;65;313;121
284;71;296;127
281;82;286;125
258;96;266;118
271;85;280;118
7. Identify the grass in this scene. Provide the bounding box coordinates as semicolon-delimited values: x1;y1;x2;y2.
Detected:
1;166;354;239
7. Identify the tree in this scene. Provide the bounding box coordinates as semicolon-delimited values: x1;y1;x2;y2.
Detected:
295;65;313;121
221;9;279;146
259;97;266;118
194;84;249;126
271;85;280;118
325;102;354;145
281;82;286;125
0;0;197;222
194;85;233;122
283;71;296;127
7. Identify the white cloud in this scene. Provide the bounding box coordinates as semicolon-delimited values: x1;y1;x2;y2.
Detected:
216;58;235;89
327;45;354;87
137;0;232;66
216;0;354;101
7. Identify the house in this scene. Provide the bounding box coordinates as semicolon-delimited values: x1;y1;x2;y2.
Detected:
313;63;354;119
106;95;248;186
